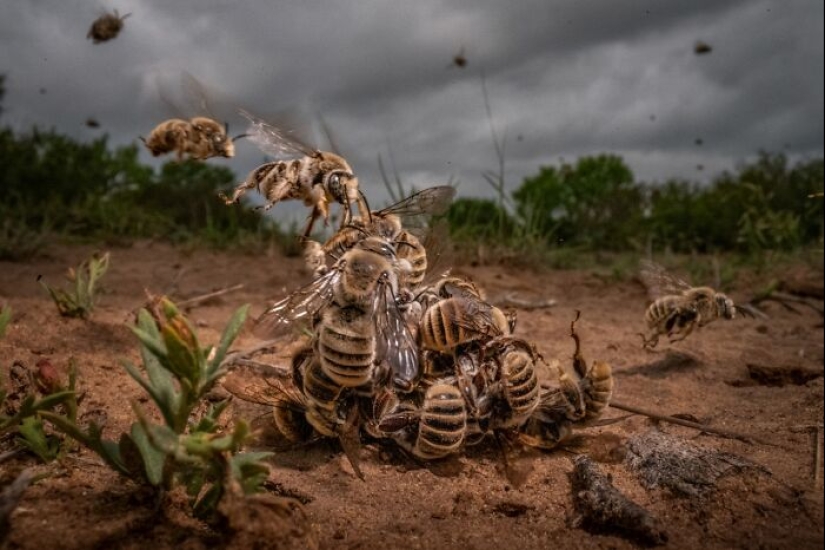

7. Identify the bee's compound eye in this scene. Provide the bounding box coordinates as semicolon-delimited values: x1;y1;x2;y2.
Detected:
328;173;342;195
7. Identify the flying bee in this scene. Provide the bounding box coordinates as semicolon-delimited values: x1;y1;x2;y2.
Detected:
419;296;514;355
639;260;741;348
220;109;370;237
142;117;243;161
255;236;419;392
87;9;130;43
377;382;468;460
142;72;245;161
310;186;455;285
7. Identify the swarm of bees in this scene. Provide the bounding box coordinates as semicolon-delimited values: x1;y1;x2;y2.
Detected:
224;184;614;475
87;9;130;44
638;260;749;348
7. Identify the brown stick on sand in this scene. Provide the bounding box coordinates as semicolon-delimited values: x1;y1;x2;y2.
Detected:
177;283;245;308
609;400;781;447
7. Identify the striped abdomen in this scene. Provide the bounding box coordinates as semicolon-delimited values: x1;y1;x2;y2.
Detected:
582;361;613;423
415;383;467;459
645;296;687;329
317;304;376;387
420;298;508;353
397;231;427;288
272;392;315;443
497;346;540;428
302;358;344;437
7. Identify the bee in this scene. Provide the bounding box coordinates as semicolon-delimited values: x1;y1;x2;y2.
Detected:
483;337;541;430
223;346;365;479
378;382;468;460
142;117;241;161
415;274;485;310
222;361;317;449
220;109;370;237
638;260;738;348
309;186;455;285
567;311;613;424
255;236;419;392
87;9;130;43
518;313;613;449
419;296;514;355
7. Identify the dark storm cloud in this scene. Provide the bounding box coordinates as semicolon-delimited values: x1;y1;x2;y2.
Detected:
0;0;822;213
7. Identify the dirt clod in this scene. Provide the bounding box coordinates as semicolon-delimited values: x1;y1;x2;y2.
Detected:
570;456;667;546
625;430;767;496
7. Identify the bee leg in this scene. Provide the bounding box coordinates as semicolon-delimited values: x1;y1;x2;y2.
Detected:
302;207;320;237
639;332;659;349
336;403;365;481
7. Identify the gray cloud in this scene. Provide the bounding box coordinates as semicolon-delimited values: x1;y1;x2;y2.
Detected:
0;0;822;218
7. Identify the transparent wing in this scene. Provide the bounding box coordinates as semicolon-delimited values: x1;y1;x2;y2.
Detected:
223;366;303;409
377;186;456;220
253;269;340;338
180;71;215;118
374;285;419;387
449;297;504;337
417;219;454;286
239;108;317;159
639;260;693;300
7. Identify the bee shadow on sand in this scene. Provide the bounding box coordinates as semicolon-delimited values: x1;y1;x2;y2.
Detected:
617;351;703;379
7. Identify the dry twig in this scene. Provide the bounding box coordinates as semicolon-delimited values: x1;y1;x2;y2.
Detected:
608;400;780;447
177;283;244;308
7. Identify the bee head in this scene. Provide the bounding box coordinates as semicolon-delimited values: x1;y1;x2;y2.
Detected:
325;171;355;202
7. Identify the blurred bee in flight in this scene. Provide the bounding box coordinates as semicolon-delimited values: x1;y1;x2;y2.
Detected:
141;72;246;161
638;260;749;348
87;9;130;44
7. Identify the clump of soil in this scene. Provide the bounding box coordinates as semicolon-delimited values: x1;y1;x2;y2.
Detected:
570;455;667;546
625;429;766;496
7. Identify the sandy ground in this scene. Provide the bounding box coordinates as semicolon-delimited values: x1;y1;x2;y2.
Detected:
1;241;823;550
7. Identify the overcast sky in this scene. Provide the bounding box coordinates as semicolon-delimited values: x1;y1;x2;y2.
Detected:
1;0;822;214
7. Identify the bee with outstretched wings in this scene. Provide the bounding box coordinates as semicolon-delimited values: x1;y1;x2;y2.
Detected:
220;109;370;237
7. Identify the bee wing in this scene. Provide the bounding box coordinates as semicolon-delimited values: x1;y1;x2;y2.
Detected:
239;108;318;159
223;366;301;408
374;286;419;387
450;297;502;337
417;219;454;286
253;268;340;338
180;71;216;118
377;186;456;221
639;260;693;300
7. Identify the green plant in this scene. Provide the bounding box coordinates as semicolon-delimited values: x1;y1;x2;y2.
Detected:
38;298;268;520
39;252;110;318
0;305;10;339
0;366;75;442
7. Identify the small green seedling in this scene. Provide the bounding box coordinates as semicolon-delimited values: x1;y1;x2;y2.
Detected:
39;252;110;319
39;297;270;520
0;305;10;339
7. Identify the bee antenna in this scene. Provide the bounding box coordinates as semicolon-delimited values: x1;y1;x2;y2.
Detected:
344;224;371;238
231;133;249;141
358;189;373;224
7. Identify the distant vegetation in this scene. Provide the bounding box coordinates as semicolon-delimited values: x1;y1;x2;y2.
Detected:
448;153;824;264
1;74;822;265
